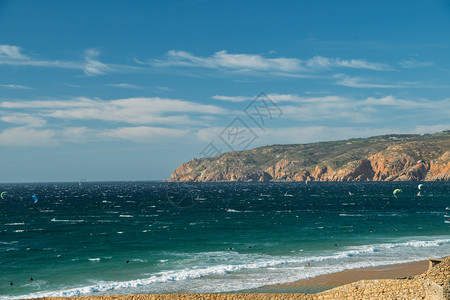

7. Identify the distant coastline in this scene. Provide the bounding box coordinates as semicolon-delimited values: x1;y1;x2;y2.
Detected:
169;131;450;182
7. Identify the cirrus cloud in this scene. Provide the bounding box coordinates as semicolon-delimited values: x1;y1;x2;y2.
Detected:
146;50;392;76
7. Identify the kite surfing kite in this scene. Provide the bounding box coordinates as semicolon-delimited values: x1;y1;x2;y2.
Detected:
32;194;38;203
417;184;424;196
393;189;402;198
417;160;425;166
0;191;5;200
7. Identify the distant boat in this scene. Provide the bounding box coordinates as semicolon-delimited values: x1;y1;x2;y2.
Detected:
284;191;293;197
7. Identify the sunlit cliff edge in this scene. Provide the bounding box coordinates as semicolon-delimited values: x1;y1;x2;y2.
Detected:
168;131;450;182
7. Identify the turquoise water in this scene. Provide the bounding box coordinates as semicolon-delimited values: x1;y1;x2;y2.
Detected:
0;181;449;298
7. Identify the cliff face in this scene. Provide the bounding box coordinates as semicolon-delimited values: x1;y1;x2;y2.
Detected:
169;132;450;182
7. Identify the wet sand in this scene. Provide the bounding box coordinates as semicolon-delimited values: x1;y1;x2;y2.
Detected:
31;260;430;299
247;259;429;294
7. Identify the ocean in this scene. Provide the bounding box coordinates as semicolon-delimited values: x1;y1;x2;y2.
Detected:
0;181;449;299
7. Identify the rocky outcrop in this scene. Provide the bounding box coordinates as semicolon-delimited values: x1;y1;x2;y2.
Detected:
168;132;450;182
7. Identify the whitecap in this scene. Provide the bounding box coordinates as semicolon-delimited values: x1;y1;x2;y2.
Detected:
89;258;100;262
51;218;84;223
0;241;19;245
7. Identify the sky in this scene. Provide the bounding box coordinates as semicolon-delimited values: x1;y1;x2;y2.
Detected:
0;0;449;183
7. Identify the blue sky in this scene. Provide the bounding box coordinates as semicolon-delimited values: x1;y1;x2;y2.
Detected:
0;0;449;182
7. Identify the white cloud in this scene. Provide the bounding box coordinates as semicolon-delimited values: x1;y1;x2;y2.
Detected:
0;44;78;69
212;95;250;102
363;96;450;112
399;59;434;68
364;95;419;107
108;83;142;89
196;126;224;143
0;97;96;109
279;103;368;123
1;114;46;127
0;127;56;146
213;93;345;104
0;45;28;59
83;49;113;76
306;56;391;71
149;50;393;76
152;50;304;73
61;127;95;142
1;97;229;126
265;94;302;102
156;86;171;91
0;84;31;89
0;44;135;76
267;94;344;103
335;75;404;88
102;126;189;143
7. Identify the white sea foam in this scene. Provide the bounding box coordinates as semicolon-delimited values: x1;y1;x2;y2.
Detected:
339;213;363;217
0;241;19;244
8;259;291;299
51;218;84;223
7;235;450;300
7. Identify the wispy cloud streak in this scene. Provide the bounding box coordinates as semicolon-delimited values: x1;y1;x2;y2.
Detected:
146;50;392;75
0;44;137;76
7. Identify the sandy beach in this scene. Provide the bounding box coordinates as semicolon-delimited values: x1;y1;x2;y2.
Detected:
31;257;449;300
246;259;429;294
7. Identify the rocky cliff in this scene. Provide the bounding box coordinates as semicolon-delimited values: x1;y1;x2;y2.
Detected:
169;131;450;182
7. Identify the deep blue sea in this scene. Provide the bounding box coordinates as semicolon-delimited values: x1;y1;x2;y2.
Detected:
0;181;449;299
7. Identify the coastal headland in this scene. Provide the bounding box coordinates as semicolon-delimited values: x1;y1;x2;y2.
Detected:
169;131;450;183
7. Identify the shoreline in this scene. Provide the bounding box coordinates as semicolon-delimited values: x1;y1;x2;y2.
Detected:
241;259;429;294
31;259;430;300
